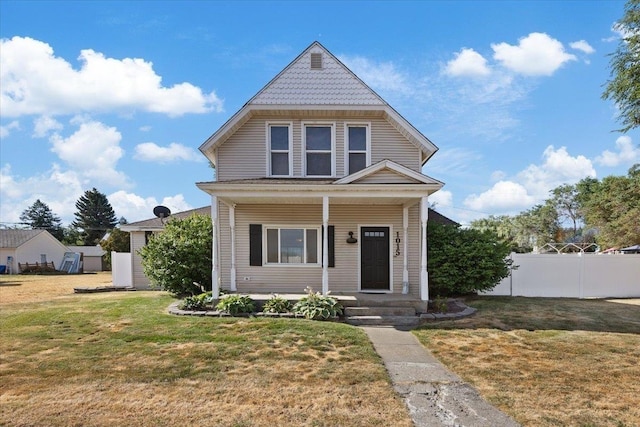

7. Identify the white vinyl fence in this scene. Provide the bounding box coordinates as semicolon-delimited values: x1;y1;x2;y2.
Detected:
111;251;132;288
482;253;640;298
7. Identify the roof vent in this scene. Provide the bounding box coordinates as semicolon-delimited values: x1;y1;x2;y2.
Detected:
310;53;322;70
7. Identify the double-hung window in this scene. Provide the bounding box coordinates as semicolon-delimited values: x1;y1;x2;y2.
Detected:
268;123;292;176
266;227;319;265
304;123;334;176
346;124;370;175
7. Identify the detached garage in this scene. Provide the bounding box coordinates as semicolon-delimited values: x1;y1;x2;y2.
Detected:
66;246;107;272
0;230;69;274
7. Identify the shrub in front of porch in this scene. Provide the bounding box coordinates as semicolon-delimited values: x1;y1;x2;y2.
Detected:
139;214;212;296
216;295;256;315
179;292;214;311
293;287;343;320
263;295;294;314
427;222;513;297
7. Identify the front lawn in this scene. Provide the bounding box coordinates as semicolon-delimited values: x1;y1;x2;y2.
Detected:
0;289;411;427
414;296;640;427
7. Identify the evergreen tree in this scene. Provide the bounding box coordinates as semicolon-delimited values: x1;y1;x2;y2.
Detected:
19;199;63;240
72;188;118;245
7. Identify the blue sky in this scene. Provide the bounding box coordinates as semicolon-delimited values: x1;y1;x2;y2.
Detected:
1;0;638;226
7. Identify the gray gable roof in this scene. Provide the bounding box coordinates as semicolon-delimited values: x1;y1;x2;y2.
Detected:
199;41;438;163
0;229;46;249
249;42;385;106
121;206;211;231
66;246;107;257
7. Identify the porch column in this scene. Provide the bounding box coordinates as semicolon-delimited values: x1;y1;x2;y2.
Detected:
322;196;329;295
229;204;237;292
420;196;429;301
402;205;409;294
211;196;220;299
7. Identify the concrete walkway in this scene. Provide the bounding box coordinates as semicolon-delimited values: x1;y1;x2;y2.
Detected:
362;326;520;427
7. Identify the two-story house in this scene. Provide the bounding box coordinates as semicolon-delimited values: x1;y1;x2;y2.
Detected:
197;42;444;301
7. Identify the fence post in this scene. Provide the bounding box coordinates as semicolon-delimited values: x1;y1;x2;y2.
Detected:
578;252;584;298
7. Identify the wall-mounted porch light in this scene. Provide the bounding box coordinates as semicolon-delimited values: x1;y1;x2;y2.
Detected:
346;231;358;244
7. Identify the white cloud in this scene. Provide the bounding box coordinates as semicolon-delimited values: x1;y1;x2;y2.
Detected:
49;119;129;186
517;145;595;199
430;190;453;208
569;40;595;54
0;163;84;224
0;36;223;118
427;147;482;175
33;115;63;138
596;135;640;167
139;125;152;132
0;120;20;138
463;145;596;214
108;190;194;222
445;48;491;77
492;32;576;76
338;55;409;93
134;142;204;163
464;180;535;212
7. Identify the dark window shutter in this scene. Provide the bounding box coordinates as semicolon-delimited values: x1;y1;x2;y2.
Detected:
328;225;335;268
249;224;262;266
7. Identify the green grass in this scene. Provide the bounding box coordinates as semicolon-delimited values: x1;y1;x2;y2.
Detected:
0;292;412;427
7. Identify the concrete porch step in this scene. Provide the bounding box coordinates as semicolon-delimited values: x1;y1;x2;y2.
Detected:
345;315;420;327
344;306;416;317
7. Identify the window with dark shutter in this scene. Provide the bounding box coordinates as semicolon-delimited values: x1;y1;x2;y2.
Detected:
249;224;262;266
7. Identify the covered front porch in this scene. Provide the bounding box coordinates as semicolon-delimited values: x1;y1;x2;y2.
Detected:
197;170;442;302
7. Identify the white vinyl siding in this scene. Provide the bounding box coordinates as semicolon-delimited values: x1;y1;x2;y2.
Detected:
217;118;267;180
370;119;421;172
354;170;422;184
216;116;422;180
130;231;151;288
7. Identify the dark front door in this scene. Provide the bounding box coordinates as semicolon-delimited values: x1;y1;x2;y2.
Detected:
361;227;390;291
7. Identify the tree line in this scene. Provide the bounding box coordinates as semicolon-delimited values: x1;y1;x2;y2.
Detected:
13;188;130;254
470;165;640;252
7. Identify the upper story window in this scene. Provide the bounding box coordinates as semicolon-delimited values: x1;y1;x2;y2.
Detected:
303;123;335;177
346;124;370;175
267;123;292;176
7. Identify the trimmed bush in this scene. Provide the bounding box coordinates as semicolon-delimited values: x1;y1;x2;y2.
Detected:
427;222;513;297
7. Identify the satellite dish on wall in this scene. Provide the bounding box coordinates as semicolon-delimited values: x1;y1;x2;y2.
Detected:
153;205;171;219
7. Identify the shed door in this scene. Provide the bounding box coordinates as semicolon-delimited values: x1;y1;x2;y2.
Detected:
360;227;390;291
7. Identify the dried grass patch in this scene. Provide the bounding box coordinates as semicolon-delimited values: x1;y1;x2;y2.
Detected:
0;291;411;427
0;272;112;305
414;297;640;427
